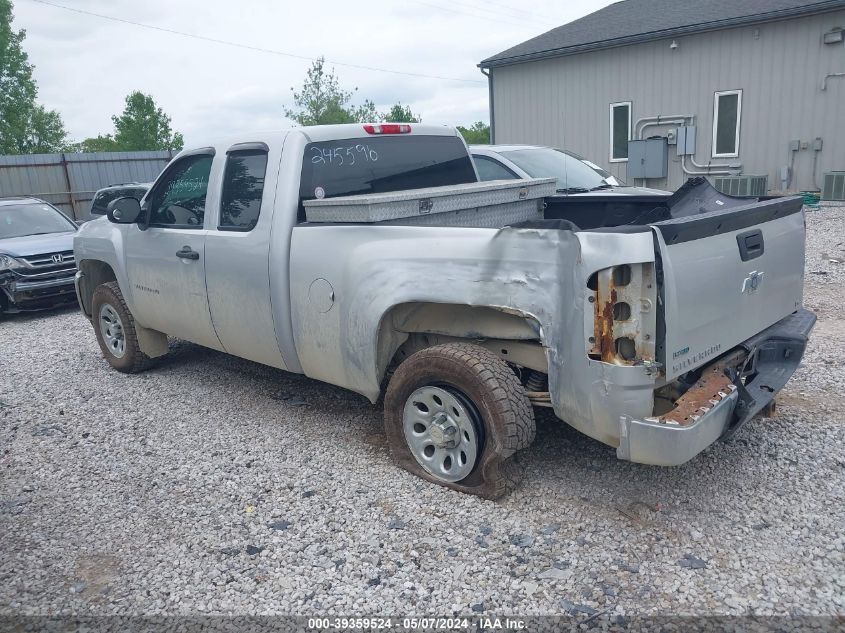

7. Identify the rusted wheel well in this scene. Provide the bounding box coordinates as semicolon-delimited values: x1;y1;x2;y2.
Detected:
77;260;117;317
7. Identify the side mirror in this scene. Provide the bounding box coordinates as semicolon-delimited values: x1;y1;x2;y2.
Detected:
106;197;142;224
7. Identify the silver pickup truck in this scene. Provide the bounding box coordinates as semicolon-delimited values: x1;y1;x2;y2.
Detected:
73;123;815;498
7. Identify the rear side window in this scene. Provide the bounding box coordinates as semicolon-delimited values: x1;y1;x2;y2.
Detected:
473;155;518;181
219;150;268;231
298;135;477;222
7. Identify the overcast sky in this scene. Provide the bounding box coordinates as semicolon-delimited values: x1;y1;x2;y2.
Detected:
12;0;615;145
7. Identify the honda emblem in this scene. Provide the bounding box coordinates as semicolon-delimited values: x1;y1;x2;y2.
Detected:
51;253;64;264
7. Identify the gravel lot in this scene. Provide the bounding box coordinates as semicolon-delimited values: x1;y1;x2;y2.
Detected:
1;205;843;619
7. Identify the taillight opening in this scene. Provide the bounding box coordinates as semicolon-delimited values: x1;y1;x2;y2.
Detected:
364;124;412;135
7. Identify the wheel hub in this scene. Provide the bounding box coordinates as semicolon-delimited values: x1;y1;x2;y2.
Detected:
402;385;481;483
429;414;460;449
98;302;126;358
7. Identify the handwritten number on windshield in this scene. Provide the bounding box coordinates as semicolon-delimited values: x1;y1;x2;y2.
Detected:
311;144;379;166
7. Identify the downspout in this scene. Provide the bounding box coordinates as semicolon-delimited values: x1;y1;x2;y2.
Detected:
481;67;494;144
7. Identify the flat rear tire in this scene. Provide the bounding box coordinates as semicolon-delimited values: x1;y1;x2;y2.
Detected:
384;342;535;498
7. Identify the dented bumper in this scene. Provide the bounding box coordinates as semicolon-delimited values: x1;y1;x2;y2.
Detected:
616;309;816;466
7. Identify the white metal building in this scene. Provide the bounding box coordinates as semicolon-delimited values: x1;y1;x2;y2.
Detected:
479;0;845;195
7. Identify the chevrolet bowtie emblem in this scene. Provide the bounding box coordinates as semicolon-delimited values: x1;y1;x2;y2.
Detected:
741;270;764;294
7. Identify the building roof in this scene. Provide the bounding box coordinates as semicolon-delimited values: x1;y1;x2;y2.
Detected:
480;0;845;68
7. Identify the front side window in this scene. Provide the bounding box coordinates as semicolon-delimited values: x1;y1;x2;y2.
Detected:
147;154;213;228
713;90;742;157
219;150;268;231
610;101;631;162
473;155;519;181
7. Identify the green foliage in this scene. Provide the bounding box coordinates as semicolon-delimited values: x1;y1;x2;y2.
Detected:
75;134;118;153
351;99;378;125
284;57;366;125
19;104;68;153
456;122;490;145
382;103;420;123
285;58;417;126
0;0;68;154
112;91;184;151
75;91;184;153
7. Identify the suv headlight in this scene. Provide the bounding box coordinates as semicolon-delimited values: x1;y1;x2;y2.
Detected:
0;254;23;272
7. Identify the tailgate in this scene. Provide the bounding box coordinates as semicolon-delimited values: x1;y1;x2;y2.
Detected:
653;196;806;381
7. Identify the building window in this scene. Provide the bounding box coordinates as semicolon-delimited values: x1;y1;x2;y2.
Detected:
609;102;631;162
713;90;742;157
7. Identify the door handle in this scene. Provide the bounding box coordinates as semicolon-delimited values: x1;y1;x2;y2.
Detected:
175;246;200;260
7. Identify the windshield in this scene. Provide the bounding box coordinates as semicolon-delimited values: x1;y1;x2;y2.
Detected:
0;203;76;239
501;148;611;192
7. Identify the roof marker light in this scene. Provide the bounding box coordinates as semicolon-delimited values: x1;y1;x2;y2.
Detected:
364;124;411;135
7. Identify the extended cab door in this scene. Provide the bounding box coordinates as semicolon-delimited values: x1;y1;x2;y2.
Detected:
204;142;288;369
123;150;223;351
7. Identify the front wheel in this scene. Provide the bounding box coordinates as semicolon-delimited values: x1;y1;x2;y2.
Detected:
384;342;535;498
91;281;154;373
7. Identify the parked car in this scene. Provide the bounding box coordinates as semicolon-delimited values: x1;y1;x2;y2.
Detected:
89;182;151;219
471;144;675;229
74;123;814;498
0;197;79;316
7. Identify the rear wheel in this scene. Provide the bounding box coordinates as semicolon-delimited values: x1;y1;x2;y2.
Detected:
91;282;154;373
384;342;535;498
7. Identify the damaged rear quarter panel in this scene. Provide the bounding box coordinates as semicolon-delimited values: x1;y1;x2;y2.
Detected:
289;224;658;448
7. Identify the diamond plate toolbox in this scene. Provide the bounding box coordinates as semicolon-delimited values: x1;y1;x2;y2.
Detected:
303;178;556;226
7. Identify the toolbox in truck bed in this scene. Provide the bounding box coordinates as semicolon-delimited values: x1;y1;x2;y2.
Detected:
303;178;556;226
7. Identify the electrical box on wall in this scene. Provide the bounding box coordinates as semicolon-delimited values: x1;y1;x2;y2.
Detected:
628;138;668;179
675;126;697;156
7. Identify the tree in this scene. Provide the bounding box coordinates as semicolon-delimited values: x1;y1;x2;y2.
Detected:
111;91;184;151
18;105;68;153
75;134;118;153
382;103;420;123
0;0;68;153
456;122;490;145
284;57;380;126
75;91;184;153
